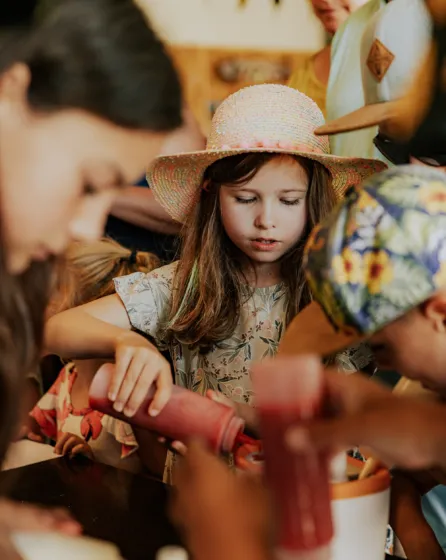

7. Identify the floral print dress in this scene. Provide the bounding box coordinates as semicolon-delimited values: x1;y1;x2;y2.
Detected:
30;363;141;473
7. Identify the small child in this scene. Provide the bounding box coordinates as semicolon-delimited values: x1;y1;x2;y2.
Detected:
31;239;163;475
291;165;446;559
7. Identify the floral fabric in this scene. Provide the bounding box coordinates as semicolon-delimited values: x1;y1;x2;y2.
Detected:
305;166;446;336
30;363;141;473
115;262;374;483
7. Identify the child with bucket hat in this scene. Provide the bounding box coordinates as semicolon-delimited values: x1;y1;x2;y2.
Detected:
282;165;446;557
45;84;384;482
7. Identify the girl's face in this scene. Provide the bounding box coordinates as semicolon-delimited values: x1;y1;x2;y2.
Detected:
310;0;367;35
219;156;309;283
0;64;166;274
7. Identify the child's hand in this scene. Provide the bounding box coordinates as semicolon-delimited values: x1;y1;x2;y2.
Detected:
170;440;270;560
282;361;446;471
110;332;173;418
54;433;94;460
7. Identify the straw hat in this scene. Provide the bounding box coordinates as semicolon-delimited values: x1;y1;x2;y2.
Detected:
148;84;387;223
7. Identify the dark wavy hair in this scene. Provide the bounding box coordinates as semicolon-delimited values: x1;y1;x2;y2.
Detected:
0;0;182;461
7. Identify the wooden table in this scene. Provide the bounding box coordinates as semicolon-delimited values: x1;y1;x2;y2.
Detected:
0;457;403;560
0;457;181;560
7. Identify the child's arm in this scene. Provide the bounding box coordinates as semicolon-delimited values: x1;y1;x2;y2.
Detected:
45;295;172;416
390;471;446;559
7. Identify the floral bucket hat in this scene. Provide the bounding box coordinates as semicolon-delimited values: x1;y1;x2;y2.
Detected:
147;84;387;223
279;165;446;357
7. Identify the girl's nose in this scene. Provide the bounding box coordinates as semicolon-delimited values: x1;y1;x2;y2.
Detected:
254;205;276;230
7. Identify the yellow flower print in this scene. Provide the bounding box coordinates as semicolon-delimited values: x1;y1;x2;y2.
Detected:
306;223;325;252
363;250;393;295
356;189;378;211
434;262;446;287
332;248;363;285
418;182;446;214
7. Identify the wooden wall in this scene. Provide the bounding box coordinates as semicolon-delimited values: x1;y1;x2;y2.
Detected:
169;46;312;135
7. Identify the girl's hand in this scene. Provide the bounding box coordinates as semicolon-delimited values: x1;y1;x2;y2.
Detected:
0;498;81;536
54;433;94;460
170;440;270;560
109;332;173;418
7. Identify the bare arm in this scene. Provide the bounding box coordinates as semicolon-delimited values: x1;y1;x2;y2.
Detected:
109;187;181;235
44;294;173;416
109;105;204;235
44;294;132;359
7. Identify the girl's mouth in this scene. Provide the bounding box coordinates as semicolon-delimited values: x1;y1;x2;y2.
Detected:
251;238;279;251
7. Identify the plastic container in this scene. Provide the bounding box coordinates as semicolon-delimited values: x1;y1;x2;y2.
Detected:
89;364;245;454
252;356;333;560
236;449;391;560
155;546;189;560
12;532;123;559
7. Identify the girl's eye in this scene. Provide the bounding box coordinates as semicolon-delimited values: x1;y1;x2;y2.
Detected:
282;199;301;206
235;197;256;204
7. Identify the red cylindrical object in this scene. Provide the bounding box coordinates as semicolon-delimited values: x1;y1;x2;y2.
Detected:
253;356;333;560
89;364;245;454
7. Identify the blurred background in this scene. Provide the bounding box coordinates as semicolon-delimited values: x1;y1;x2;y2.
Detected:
137;0;325;134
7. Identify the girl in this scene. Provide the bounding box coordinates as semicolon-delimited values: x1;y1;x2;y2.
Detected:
29;239;165;475
45;85;385;480
0;0;181;554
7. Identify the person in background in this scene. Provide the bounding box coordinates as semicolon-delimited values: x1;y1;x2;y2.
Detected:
325;0;388;158
0;0;182;555
45;85;384;483
318;0;431;166
28;239;165;476
105;106;206;262
288;0;368;116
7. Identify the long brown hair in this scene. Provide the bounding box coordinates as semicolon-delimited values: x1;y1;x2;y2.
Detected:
49;238;159;315
165;153;337;351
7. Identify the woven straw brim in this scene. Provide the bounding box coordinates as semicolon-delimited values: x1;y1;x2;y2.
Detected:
278;301;363;357
148;147;387;223
315;100;401;136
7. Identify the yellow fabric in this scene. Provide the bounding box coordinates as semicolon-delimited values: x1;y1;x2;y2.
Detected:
288;56;326;117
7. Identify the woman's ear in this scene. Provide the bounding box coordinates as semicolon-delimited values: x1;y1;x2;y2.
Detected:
422;293;446;333
0;63;31;106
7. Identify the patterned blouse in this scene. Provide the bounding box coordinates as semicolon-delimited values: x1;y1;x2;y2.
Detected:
115;262;374;482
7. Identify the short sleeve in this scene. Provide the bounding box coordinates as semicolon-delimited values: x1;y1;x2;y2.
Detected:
102;416;139;460
114;262;177;342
